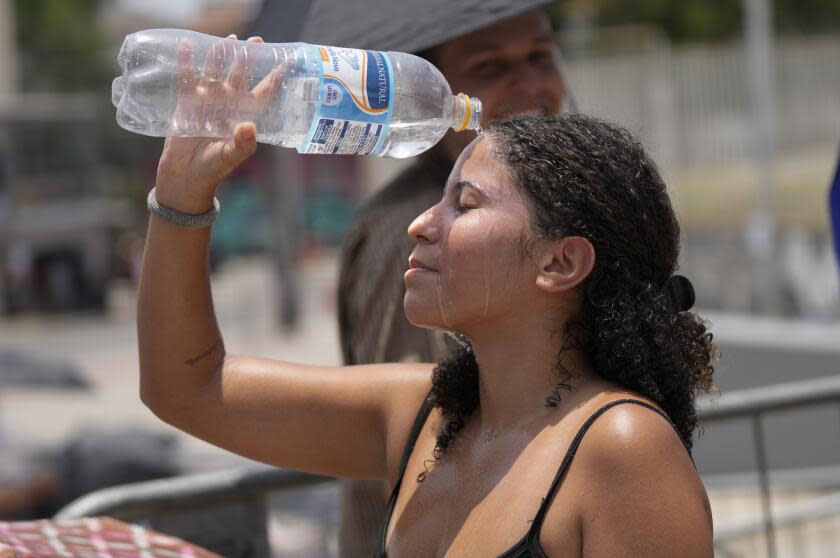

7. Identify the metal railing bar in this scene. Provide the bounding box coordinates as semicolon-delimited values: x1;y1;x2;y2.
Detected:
697;374;840;422
702;464;840;492
751;414;777;558
55;465;333;521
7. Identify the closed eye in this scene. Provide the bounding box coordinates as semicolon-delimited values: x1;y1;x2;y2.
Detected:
446;180;487;214
455;194;479;214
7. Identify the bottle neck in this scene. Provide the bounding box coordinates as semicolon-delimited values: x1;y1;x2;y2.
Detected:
451;93;482;132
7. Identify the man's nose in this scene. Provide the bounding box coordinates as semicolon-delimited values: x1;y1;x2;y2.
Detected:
408;209;441;244
510;63;551;93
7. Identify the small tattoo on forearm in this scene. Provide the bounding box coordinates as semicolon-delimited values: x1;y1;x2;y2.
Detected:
184;338;223;366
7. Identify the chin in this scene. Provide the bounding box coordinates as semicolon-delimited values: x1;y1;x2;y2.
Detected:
403;299;438;330
403;292;450;331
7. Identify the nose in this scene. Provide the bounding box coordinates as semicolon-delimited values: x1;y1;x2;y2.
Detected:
408;208;440;245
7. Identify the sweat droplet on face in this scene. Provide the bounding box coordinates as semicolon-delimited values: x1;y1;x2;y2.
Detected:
432;218;456;331
479;214;495;319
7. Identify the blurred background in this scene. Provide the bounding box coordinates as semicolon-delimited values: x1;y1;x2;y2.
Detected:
0;1;839;557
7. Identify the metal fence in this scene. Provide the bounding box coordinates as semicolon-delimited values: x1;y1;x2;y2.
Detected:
55;467;334;557
54;374;840;557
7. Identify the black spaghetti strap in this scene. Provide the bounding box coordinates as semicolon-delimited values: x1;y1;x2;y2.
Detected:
525;399;676;555
378;391;436;556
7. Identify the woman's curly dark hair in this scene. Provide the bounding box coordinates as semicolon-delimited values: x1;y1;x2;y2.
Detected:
425;114;716;475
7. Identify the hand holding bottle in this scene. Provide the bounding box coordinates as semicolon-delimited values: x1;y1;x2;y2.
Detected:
154;35;276;212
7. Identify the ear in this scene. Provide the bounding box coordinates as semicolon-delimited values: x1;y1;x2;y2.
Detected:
534;236;595;293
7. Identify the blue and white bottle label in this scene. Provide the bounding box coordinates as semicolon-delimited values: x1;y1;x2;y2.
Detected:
302;46;394;155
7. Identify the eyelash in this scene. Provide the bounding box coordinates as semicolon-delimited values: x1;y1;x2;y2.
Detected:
455;201;472;214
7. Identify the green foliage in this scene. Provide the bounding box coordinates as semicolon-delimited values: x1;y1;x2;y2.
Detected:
549;0;840;44
775;0;840;35
14;0;110;90
594;0;741;42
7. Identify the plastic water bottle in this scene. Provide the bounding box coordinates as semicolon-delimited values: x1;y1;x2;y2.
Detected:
111;29;482;158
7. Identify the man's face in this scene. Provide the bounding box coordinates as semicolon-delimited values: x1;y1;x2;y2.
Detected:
431;10;567;162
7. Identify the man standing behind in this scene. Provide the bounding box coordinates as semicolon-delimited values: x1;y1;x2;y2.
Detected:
337;9;569;556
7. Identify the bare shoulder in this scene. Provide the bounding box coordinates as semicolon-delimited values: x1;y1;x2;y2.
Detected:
545;398;714;557
376;361;435;421
582;399;695;471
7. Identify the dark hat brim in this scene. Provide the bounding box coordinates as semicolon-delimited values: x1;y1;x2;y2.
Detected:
248;0;558;53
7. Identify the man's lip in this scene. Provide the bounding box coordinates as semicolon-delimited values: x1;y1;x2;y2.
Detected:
408;256;437;272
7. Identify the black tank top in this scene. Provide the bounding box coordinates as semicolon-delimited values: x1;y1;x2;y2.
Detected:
378;396;684;557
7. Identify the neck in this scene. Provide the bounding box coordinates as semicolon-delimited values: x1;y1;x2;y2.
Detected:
466;312;599;435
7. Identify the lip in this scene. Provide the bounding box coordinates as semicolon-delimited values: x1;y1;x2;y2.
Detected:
408;255;437;272
404;267;434;282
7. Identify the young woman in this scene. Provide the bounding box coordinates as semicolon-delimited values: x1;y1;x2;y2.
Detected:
137;40;716;556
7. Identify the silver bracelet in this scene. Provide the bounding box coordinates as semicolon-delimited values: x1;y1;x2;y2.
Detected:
147;187;220;229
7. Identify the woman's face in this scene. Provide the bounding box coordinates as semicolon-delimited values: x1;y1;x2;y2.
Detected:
404;135;538;333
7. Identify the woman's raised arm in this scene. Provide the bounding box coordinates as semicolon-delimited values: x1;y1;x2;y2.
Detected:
137;36;432;480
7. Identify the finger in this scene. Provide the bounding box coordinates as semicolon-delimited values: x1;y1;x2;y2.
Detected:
200;40;226;94
226;34;238;40
219;122;258;174
227;41;251;92
226;36;263;91
235;122;258;152
177;39;197;93
252;65;284;100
